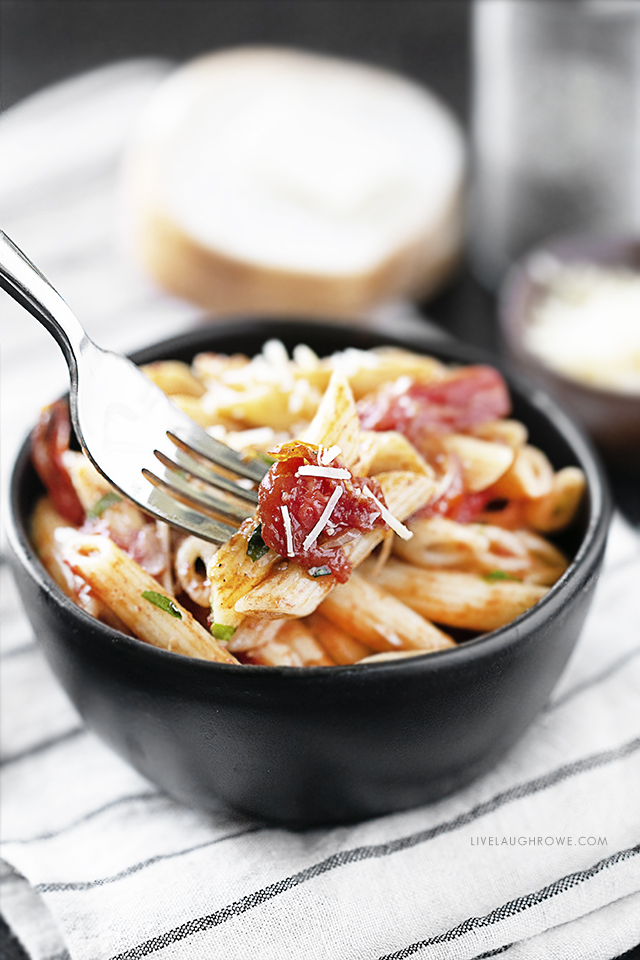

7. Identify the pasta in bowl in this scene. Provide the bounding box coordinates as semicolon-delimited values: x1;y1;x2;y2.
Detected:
7;320;611;824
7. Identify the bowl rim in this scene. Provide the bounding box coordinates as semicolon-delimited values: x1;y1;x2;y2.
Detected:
6;317;613;682
499;232;640;405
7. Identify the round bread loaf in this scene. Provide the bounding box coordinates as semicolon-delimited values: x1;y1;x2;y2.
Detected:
121;47;466;317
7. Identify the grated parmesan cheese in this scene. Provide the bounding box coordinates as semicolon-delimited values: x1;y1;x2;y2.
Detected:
362;486;413;540
296;465;351;480
318;444;342;465
280;504;295;556
302;484;344;551
292;343;320;370
288;378;313;414
263;339;290;368
331;347;382;377
524;259;640;394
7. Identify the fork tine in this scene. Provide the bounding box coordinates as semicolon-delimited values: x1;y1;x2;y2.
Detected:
156;448;259;506
168;426;269;483
143;468;255;526
144;485;240;544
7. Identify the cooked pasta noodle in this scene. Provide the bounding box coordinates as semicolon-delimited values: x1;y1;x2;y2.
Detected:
30;341;586;666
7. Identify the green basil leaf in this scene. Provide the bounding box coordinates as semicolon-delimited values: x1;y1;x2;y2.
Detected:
210;623;237;642
483;570;521;582
141;590;182;618
247;523;269;562
309;565;331;578
87;492;122;518
256;452;276;466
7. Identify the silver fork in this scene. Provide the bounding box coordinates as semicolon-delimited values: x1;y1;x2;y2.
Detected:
0;231;268;543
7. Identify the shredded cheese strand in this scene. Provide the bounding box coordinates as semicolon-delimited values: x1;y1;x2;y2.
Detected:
280;504;295;557
296;465;350;480
318;444;342;465
362;486;413;540
302;484;344;551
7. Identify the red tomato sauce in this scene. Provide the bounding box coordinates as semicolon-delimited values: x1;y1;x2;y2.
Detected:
358;365;512;523
358;365;511;443
31;400;85;526
258;442;386;582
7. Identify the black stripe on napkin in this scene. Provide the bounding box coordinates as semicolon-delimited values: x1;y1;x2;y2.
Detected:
0;641;38;661
2;791;162;846
547;646;640;713
104;737;640;960
35;826;264;893
377;844;640;960
0;727;85;767
470;945;513;960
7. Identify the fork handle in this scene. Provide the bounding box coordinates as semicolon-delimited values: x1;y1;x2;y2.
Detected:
0;231;90;377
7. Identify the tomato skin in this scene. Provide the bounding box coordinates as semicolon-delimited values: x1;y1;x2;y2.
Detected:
258;443;385;582
358;365;511;442
454;490;497;523
31;400;85;526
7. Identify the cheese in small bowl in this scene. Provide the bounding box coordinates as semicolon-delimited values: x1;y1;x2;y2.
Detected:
523;254;640;395
500;235;640;470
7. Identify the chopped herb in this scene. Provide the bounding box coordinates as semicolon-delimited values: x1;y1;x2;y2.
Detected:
309;565;332;578
247;523;269;562
142;591;182;618
87;492;121;518
211;623;237;642
257;452;276;466
483;570;521;582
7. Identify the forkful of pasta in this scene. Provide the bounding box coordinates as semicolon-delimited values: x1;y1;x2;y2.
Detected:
0;230;269;543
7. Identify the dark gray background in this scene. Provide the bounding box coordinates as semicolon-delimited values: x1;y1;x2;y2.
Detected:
0;1;470;117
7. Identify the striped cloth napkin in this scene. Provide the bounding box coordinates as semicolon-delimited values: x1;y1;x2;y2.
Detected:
1;518;639;960
1;59;639;960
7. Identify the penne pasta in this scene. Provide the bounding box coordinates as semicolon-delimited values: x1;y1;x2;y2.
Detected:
524;466;587;533
30;339;587;668
174;535;218;607
210;382;321;431
62;450;113;512
362;557;548;632
301;371;361;469
209;518;279;628
490;444;554;500
354;430;434;477
319;572;455;653
234;470;436;620
327;346;446;398
395;516;568;585
141;360;206;398
30;498;131;632
243;620;335;667
226;617;287;654
58;530;239;663
305;611;373;664
470;418;528;448
441;435;514;492
31;497;97;608
169;394;223;428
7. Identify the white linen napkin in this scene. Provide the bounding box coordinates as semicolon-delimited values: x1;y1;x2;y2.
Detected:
1;59;639;960
1;517;639;960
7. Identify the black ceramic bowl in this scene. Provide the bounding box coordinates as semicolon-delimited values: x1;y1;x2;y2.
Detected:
7;319;611;826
